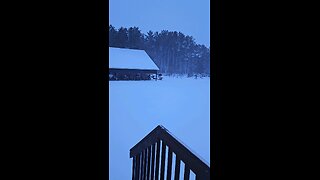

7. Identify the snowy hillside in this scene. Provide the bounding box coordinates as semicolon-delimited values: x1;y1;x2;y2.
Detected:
109;76;210;180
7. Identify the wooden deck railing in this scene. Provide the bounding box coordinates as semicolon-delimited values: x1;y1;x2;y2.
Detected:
130;125;210;180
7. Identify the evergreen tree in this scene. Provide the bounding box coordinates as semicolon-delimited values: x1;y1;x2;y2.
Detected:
127;27;143;49
109;25;117;47
115;27;128;48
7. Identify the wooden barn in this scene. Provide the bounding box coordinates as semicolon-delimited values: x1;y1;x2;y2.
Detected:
109;47;160;80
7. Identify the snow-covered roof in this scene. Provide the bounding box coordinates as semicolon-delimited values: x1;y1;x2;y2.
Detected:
109;47;159;71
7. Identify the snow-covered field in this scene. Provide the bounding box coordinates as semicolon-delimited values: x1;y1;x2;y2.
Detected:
109;76;210;180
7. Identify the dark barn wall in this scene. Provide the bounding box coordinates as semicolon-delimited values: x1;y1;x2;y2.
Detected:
109;68;158;80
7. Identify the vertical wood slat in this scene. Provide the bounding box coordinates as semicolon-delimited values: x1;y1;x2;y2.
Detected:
144;148;148;180
135;153;141;180
141;151;144;180
132;156;136;180
184;164;190;180
142;149;146;180
147;146;151;180
150;143;156;180
166;147;173;180
160;140;166;180
155;139;161;180
140;154;143;180
174;155;181;180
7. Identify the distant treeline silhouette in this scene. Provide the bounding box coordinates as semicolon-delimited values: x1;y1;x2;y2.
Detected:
109;25;210;76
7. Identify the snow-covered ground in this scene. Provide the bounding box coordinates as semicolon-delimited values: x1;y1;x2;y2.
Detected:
109;76;210;180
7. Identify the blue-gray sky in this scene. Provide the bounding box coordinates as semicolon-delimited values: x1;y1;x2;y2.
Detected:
109;0;210;47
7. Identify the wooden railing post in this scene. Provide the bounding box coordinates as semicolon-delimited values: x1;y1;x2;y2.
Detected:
132;156;135;180
174;156;181;180
155;139;160;180
166;147;173;180
160;140;166;180
146;145;151;180
150;143;155;180
134;153;141;180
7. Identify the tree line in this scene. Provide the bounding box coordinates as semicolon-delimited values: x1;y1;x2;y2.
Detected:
109;25;210;76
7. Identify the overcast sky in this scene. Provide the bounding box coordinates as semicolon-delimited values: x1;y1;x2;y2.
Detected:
109;0;210;47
